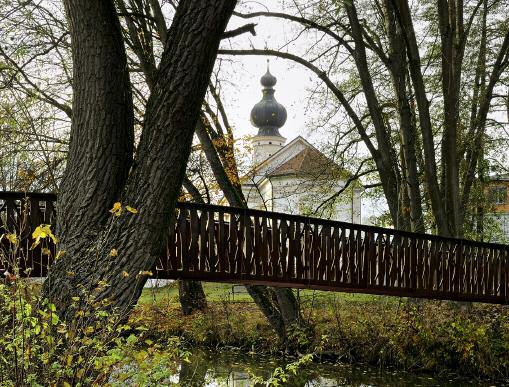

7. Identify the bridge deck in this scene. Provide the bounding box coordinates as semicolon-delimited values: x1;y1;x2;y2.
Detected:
1;191;508;304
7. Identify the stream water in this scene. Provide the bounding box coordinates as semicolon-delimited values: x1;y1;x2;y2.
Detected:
171;350;505;386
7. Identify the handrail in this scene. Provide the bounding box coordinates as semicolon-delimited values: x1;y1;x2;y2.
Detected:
176;202;509;250
0;191;57;201
1;190;509;250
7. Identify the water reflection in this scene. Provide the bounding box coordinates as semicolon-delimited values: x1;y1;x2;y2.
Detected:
176;350;502;386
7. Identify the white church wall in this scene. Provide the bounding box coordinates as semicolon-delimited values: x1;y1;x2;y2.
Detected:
252;135;286;166
352;188;362;224
269;175;360;222
243;179;273;211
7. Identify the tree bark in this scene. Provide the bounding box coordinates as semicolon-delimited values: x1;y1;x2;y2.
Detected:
392;0;450;235
437;0;463;237
345;1;407;230
43;0;237;317
384;0;424;232
116;0;209;315
55;0;134;263
178;280;207;315
178;178;209;314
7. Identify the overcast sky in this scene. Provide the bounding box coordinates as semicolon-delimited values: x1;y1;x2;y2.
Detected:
205;1;383;223
217;0;319;143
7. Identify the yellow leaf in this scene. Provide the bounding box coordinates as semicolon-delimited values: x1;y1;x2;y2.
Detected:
55;250;65;261
137;270;153;277
110;248;118;257
5;233;18;245
41;248;51;256
109;201;123;217
31;224;58;249
122;271;129;278
126;205;138;214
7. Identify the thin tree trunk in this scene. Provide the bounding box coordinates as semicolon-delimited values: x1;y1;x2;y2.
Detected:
462;7;509;210
345;1;407;230
178;280;207;315
392;0;450;235
384;0;424;233
438;0;463;237
197;115;302;341
178;177;209;315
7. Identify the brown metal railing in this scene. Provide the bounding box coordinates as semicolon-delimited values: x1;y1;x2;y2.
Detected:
2;191;508;304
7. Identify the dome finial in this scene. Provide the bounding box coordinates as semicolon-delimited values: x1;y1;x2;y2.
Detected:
250;61;287;137
260;59;277;88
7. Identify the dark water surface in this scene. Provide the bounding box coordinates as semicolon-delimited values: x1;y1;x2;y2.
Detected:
175;350;505;386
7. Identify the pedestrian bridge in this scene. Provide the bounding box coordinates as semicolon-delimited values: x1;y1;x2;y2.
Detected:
1;191;508;304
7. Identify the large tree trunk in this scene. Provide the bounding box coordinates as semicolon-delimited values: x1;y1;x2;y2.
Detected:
43;0;237;317
116;0;208;316
55;0;134;267
43;0;134;306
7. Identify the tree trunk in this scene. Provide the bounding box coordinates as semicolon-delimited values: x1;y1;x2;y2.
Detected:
55;0;134;265
197;116;302;341
393;0;450;235
178;280;207;315
179;179;209;315
437;0;463;237
345;1;408;230
384;0;424;233
43;0;237;318
117;0;209;316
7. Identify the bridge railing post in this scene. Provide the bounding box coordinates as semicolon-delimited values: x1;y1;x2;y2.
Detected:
505;248;509;304
360;231;370;288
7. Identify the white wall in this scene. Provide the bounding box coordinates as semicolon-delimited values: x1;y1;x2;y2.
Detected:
244;174;361;223
251;135;286;166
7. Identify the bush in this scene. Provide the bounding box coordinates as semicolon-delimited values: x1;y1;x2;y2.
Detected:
0;274;191;385
0;222;186;385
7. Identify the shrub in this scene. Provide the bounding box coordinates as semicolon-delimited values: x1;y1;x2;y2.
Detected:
0;215;187;385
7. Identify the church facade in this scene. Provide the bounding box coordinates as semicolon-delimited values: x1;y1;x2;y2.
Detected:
241;64;361;223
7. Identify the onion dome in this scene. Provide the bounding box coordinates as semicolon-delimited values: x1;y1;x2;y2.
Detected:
250;61;287;137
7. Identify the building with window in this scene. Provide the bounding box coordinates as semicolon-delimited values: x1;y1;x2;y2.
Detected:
487;175;509;240
241;64;361;223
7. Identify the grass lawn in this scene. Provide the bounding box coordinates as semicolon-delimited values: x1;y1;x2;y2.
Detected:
138;281;391;305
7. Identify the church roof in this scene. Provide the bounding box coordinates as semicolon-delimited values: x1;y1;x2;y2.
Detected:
242;136;350;183
268;147;341;177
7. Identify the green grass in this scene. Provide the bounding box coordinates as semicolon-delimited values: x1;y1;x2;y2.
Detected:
138;281;391;305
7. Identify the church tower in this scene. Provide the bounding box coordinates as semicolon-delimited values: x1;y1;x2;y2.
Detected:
250;61;287;165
